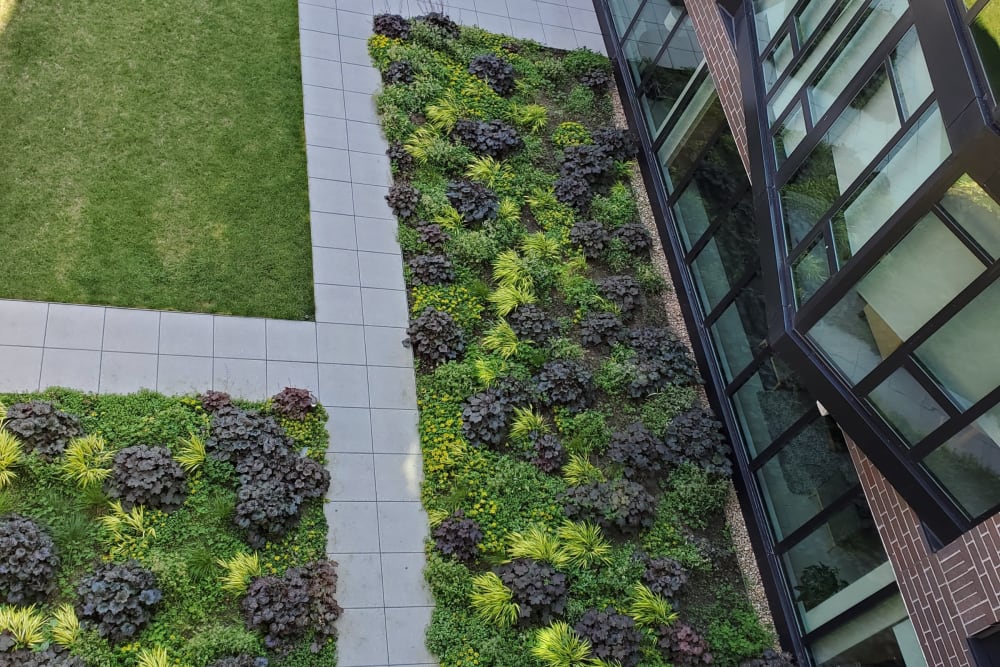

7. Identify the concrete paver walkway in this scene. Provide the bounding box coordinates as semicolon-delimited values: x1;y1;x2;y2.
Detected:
0;0;605;664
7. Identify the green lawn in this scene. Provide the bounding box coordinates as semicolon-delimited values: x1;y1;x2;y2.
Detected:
0;0;313;319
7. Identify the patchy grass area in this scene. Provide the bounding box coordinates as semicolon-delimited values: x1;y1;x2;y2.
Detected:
370;13;775;667
0;389;334;666
0;0;312;319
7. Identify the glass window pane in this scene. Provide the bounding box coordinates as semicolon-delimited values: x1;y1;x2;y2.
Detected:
810;594;920;665
940;174;1000;259
922;402;1000;518
793;238;831;304
797;0;838;41
710;274;767;381
768;0;906;124
868;368;950;446
623;1;685;85
764;33;794;89
673;183;713;249
609;0;645;37
890;28;933;120
732;357;815;456
657;84;725;192
774;102;807;167
833;105;951;262
754;0;798;51
689;198;758;313
781;66;901;249
638;16;705;134
783;497;889;622
757;418;858;540
915;280;1000;410
971;0;1000;100
809;214;984;384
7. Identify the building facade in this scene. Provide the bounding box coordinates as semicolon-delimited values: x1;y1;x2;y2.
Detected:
591;0;1000;664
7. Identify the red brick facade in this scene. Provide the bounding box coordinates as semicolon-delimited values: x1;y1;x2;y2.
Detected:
848;440;1000;666
684;0;750;175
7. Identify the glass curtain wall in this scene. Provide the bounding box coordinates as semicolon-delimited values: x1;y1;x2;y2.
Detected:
603;1;926;662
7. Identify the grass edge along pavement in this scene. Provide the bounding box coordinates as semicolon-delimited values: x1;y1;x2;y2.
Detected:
368;12;787;667
0;387;338;667
0;0;312;319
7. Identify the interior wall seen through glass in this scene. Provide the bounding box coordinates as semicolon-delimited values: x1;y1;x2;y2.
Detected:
710;274;767;382
807;212;985;385
810;593;927;666
732;357;816;456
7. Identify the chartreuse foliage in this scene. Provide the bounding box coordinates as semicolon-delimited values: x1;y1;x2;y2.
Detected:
372;14;774;667
0;388;330;666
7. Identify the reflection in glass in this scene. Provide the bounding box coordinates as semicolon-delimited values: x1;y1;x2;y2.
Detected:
623;0;684;85
732;357;815;456
971;0;1000;100
915;280;1000;410
774;103;807;167
754;0;797;51
809;214;984;384
768;0;905;123
757;418;857;540
689;197;758;313
710;275;767;382
793;239;830;304
657;85;726;192
940;174;1000;259
764;33;794;89
868;368;950;446
797;0;838;42
783;498;888;621
922;402;1000;518
609;0;645;38
780;66;901;249
889;28;933;120
639;17;705;135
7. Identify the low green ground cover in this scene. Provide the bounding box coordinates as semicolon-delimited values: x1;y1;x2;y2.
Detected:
0;389;336;666
369;13;781;667
0;0;312;319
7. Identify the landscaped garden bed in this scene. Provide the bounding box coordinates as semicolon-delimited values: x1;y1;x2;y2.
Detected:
0;388;337;666
0;0;311;319
369;12;784;667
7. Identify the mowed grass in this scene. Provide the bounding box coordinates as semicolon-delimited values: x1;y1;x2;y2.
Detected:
0;0;314;319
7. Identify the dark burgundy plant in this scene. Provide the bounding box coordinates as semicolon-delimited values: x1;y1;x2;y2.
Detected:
461;387;513;448
741;649;798;667
468;54;516;96
0;514;59;604
271;387;317;421
642;556;688;601
658;622;714;666
407;254;455;285
507;304;558;344
387;183;421;220
574;607;643;667
387;141;415;173
431;510;483;565
612;222;651;253
2;401;82;460
561;479;655;535
495;558;567;625
384;60;415;85
569;219;610;259
407;307;466;368
416;222;449;250
554;173;592;214
579;312;623;347
664;408;733;478
446;179;498;224
199;390;233;413
597;276;642;318
104;445;187;513
206;406;291;466
530;433;566;474
76;561;161;644
373;13;411;39
579;68;611;90
416;12;460;38
607;422;670;480
241;560;341;650
591;126;638;161
533;360;593;412
451;119;523;159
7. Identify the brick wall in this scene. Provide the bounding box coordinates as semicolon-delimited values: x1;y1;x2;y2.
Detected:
684;0;750;176
848;440;1000;665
